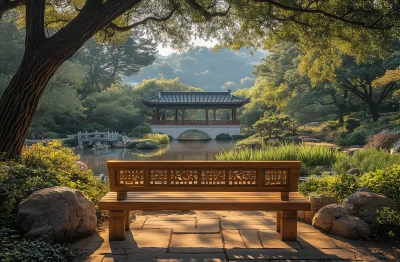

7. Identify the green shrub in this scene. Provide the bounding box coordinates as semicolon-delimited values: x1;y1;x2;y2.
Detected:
298;173;358;201
344;117;360;132
371;208;400;242
62;137;78;147
0;228;73;262
21;141;108;204
232;134;249;140
44;131;59;139
130;125;152;138
359;164;400;207
334;131;367;146
216;133;233;140
321;120;340;131
332;149;400;175
0;165;60;227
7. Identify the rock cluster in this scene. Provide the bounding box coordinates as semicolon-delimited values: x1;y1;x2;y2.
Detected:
311;190;396;239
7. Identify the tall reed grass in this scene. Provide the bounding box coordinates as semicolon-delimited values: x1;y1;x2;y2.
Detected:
216;143;340;167
143;133;170;144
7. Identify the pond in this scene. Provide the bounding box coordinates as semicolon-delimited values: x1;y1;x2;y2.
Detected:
78;140;235;176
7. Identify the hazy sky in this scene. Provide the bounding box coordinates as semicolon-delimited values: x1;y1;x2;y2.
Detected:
158;39;217;56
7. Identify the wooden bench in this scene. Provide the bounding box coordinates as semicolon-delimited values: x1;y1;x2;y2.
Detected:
99;161;311;241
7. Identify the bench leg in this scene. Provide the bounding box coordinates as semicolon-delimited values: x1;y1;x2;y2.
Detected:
109;210;126;241
125;210;130;231
279;211;297;241
276;211;281;232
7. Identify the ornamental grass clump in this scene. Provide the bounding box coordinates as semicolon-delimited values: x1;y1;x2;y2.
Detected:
143;133;170;144
216;143;340;168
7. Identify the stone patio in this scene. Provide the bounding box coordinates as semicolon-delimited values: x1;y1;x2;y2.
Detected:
72;211;394;262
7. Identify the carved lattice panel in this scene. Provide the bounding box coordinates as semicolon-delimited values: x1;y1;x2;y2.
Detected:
119;169;145;185
200;170;226;185
228;170;257;185
150;170;168;185
264;169;288;186
171;170;198;185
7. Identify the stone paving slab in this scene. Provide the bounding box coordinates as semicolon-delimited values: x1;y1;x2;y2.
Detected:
170;233;224;253
126;253;227;262
239;230;263;248
222;230;247;249
143;220;195;230
258;231;301;250
128;229;171;248
221;217;276;230
226;248;357;260
298;232;338;249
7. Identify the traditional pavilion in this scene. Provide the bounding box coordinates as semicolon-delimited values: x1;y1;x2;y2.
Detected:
141;90;250;139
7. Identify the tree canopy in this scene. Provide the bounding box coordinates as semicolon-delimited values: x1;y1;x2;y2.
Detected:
0;0;399;157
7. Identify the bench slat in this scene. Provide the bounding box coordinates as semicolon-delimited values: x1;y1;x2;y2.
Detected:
98;192;311;211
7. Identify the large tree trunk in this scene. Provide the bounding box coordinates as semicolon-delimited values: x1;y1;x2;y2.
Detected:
0;48;64;158
369;103;379;123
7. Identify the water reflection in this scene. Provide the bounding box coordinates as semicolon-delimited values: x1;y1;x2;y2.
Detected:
78;140;235;175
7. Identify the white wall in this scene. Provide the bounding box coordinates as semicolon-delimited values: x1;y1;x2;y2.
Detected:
151;125;241;139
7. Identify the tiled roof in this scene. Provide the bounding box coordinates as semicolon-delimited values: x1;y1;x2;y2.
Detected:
141;91;250;106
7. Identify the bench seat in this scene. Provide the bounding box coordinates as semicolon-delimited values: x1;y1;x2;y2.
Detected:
99;191;310;211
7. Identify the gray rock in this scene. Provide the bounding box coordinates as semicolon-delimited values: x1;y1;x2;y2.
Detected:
111;141;125;148
298;195;337;223
357;187;372;193
312;204;370;239
17;186;97;243
346;148;363;156
343;191;396;223
346;168;360;175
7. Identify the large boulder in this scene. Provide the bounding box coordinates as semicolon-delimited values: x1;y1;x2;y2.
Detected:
343;191;396;223
298;195;337;223
17;186;97;243
312;204;370;239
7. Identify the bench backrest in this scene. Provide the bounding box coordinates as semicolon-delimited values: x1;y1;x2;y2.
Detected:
107;161;301;199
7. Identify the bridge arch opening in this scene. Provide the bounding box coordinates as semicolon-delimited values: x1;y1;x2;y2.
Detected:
177;129;211;141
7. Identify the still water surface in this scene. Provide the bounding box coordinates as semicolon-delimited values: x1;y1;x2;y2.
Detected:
78;140;235;175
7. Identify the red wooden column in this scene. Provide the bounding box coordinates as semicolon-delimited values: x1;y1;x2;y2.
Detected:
174;109;178;124
205;108;209;124
154;108;159;121
231;109;234;121
213;109;216;122
181;108;185;124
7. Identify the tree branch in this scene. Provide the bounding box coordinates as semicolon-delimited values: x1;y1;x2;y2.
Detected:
108;6;177;32
254;0;398;30
26;0;46;49
184;0;230;21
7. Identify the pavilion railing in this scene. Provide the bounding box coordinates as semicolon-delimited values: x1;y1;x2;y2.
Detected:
149;120;240;125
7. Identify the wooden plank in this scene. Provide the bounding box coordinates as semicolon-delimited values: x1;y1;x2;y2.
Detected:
107;186;294;192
